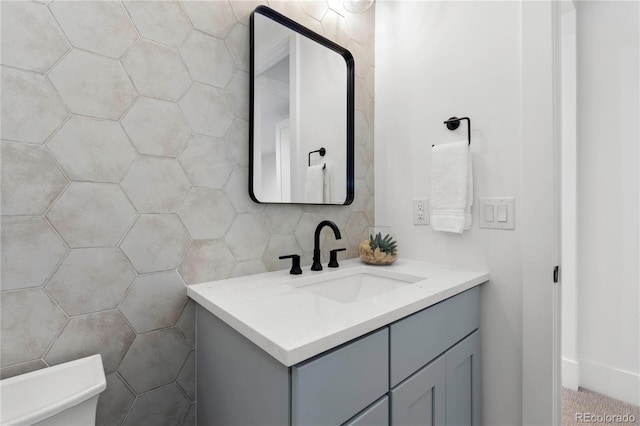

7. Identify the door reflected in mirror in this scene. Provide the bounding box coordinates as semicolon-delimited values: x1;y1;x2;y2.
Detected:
250;6;354;205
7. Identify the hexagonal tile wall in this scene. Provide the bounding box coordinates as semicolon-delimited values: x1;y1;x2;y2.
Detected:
300;1;329;21
229;259;268;278
119;271;187;334
179;83;234;137
1;142;68;216
224;23;250;72
175;300;196;348
180;31;235;88
123;1;192;48
45;248;136;316
177;135;235;188
49;1;137;59
118;328;190;394
178;188;235;240
0;288;67;367
224;118;249;167
176;350;195;401
96;373;136;426
120;214;191;274
0;1;70;73
45;183;137;248
0;359;48;381
182;1;236;39
0;2;375;425
224;167;264;213
48;50;137;120
225;71;250;119
122;40;192;102
122;383;190;426
120;157;191;214
47;116;137;183
263;204;303;235
44;310;136;373
0;66;68;144
1;217;68;291
121;98;191;158
262;235;303;271
225;213;270;261
178;239;235;284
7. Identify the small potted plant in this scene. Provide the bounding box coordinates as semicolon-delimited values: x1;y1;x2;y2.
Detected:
359;226;398;265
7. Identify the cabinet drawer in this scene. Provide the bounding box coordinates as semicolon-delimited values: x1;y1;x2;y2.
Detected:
343;396;389;426
390;286;479;386
292;328;389;425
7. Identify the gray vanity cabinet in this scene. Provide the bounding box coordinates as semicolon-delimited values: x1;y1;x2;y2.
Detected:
391;331;480;426
195;286;480;426
291;328;389;425
391;356;446;426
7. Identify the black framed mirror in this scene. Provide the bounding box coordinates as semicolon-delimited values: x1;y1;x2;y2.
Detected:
249;6;354;205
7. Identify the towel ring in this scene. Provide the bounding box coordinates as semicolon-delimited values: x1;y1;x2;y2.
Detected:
308;147;326;167
433;117;471;147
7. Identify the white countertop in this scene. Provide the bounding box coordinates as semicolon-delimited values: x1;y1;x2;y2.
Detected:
187;258;489;366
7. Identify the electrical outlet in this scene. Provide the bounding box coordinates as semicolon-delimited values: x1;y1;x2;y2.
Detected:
413;198;429;225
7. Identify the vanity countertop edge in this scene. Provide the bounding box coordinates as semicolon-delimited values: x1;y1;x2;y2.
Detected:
187;258;490;366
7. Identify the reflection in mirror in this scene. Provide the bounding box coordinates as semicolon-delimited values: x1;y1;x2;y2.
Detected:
250;6;354;205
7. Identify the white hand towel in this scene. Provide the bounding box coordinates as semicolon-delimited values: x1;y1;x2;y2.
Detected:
430;141;472;233
304;165;324;203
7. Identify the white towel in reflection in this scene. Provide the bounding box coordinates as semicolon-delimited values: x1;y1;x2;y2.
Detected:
464;154;473;229
430;141;473;233
305;165;324;203
323;164;331;203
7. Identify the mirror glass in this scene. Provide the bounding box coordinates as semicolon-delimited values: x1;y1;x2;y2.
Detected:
250;6;354;205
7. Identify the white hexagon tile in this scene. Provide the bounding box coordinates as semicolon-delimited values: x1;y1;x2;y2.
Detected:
121;98;191;157
1;66;68;144
0;1;375;425
48;50;137;120
122;40;192;102
47;116;137;183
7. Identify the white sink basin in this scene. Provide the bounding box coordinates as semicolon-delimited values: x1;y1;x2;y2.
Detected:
285;266;426;304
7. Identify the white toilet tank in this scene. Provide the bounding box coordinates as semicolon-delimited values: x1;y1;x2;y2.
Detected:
0;354;106;426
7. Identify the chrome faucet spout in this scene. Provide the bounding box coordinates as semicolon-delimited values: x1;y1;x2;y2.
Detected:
311;220;342;271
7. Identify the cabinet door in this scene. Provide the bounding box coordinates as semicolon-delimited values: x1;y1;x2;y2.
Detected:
445;331;480;426
391;356;446;426
343;396;389;426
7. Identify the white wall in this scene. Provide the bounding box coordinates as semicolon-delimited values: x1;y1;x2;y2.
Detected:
375;2;524;424
296;35;347;203
561;6;579;391
576;0;639;406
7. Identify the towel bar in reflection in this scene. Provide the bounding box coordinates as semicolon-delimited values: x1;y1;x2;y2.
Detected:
308;147;326;169
433;117;471;147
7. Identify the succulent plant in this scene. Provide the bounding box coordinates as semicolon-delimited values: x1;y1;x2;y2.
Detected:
369;232;397;256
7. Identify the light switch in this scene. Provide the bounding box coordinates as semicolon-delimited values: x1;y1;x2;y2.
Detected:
479;197;515;230
497;205;508;222
484;205;494;222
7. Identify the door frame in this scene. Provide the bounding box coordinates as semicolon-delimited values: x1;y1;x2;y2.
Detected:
521;1;563;425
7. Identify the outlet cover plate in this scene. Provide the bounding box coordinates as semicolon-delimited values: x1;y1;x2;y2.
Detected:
413;198;429;225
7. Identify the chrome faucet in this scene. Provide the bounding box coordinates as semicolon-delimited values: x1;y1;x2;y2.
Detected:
311;220;342;271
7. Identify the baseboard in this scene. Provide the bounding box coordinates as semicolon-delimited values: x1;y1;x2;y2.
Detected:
562;357;579;391
580;359;639;406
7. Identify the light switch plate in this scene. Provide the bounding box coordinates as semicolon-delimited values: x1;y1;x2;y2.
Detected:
479;197;515;230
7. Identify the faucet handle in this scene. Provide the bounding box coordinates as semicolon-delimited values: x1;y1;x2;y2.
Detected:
279;254;302;275
328;248;347;268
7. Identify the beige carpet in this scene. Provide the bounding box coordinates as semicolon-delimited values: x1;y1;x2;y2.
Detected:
563;387;639;426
